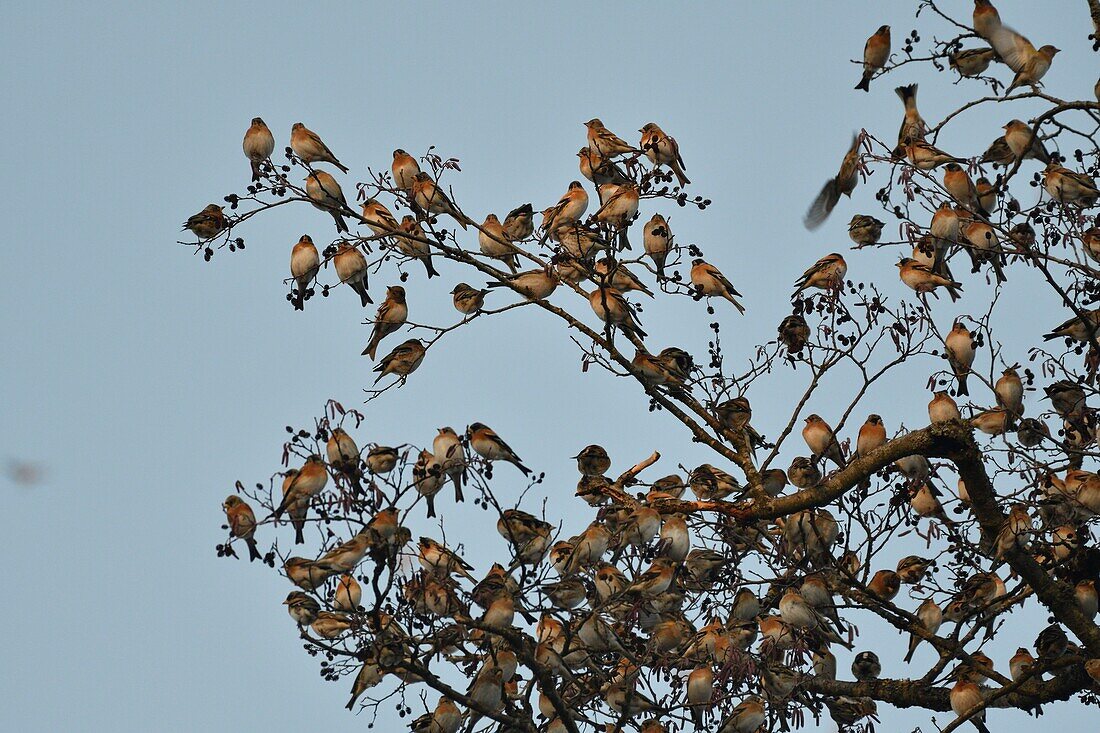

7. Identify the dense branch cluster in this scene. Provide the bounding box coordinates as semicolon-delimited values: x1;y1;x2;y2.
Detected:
186;2;1100;731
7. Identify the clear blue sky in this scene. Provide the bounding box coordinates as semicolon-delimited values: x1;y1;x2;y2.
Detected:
2;1;1096;730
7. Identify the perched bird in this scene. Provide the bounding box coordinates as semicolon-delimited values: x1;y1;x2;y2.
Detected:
944;163;989;218
1078;579;1099;618
589;286;647;338
805;136;860;229
595;257;654;297
868;569;901;601
578;146;629;186
802;414;845;468
326;427;362;489
289;234;319;311
689;463;742;500
690;259;745;313
627;557;677;597
893;258;963;301
975;177;998;217
1009;647;1036;682
315;530;372;574
418;536;476;581
478;214;518;272
283;557;332;591
585;118;639;158
639;122;689;187
467;422;530;475
856;414;887;458
905;138;961;170
929;391;962;422
994;366;1024;418
594;183;640;249
274;455;328;542
488;268;559;301
989;23;1060;94
686;665;713;728
360;197;401;237
972;0;1001;41
1035;623;1068;660
345;658;383;710
851;651;881;681
223;495;261;561
538;181;589;245
950;674;991;733
718;696;766;733
950;47;997;77
433;426;467;503
182;204;226;240
362;285;407;359
946;322;976;396
333;242;372;306
1004;119;1050;164
242;117;275;181
574;444;611;476
904;597;943;662
643;214;672;278
1043;308;1100;342
779;314;811;353
1044;162;1099;207
283;591;320;626
333;574;362;612
366;445;399;474
794;253;847;294
788;456;821;488
855;25;891;91
981;135;1016;167
566;523;613;573
391;149;421;193
372;339;426;384
895;84;928;151
848;214;884;245
305;170;349;233
290;123;348;173
502;202;535;240
961;220;1005;282
411;172;468;230
451;283;488;315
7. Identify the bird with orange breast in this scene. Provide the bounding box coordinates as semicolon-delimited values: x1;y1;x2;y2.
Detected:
243;117;274;181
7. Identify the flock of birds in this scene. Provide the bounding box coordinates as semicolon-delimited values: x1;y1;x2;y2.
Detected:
200;1;1100;732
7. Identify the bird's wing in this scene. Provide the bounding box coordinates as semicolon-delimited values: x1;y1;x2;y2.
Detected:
989;25;1036;72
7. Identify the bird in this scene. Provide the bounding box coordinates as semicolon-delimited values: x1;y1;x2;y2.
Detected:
595;257;654;297
283;557;332;591
989;24;1060;94
688;463;742;500
305;170;350;233
868;569;901;600
848;214;884;245
283;590;320;627
1078;579;1098;618
905;138;961;170
639;122;689;186
643;214;672;278
718;696;766;733
788;457;821;488
332;242;371;306
949;48;997;77
1043;308;1100;342
690;259;745;313
467;422;531;476
577;146;630;186
975;176;998;217
362;285;407;359
1009;647;1036;681
1003;119;1050;164
851;651;881;681
566;523;613;574
946;322;976;396
478;214;518;272
950;674;991;733
895;84;928;152
502;202;535;241
856;414;887;459
372;339;426;384
855;25;891;91
182;204;226;240
1043;162;1099;207
685;665;713;728
980;135;1016;167
627;557;677;597
994;366;1024;419
411;172;468;230
418;536;476;581
433;427;467;503
391;149;421;193
360;197;401;239
897;257;962;300
393;215;441;279
289;234;320;311
333;574;362;612
904;598;943;662
451;283;488;315
594;183;640;250
223;495;261;561
242;117;275;181
315;530;372;574
779;314;811;353
794;253;847;294
1035;623;1068;660
574;444;611;476
538;181;589;245
488;269;558;301
589;286;647;339
961;220;1005;282
326;427;362;490
805;136;860;229
929;391;962;422
290;123;348;173
273;454;328;538
585;118;639;158
944;163;989;218
366;446;399;475
972;0;1001;41
345;658;383;711
802;414;845;468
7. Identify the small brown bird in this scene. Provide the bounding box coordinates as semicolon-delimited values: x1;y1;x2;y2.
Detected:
904;597;943;663
950;674;991;733
972;0;1001;41
478;213;518;273
451;283;488;315
1043;308;1100;342
360;197;400;239
362;285;407;359
1004;119;1050;164
897;257;962;300
182;204;226;240
1044;162;1099;207
502;202;535;240
372;339;426;384
411;172;468;230
929;390;962;423
639;122;689;187
718;696;766;733
802;414;845;468
574;444;611;476
980;136;1015;167
488;268;559;301
467;422;531;476
855;25;891;91
283;591;320;626
243;117;275;181
290;122;348;173
391;149;421;192
223;495;261;561
289;234;319;311
1008;647;1035;682
585;117;639;158
905;138;961;170
946;322;976;396
589;286;647;339
848;214;884;245
305;170;350;233
794;253;847;294
333;242;372;306
944;163;989;218
326;427;362;489
962;219;1005;282
394;215;440;279
994;366;1024;418
805;136;860;229
856;414;887;458
595;257;654;297
895;84;928;151
686;665;714;728
365;446;399;475
577;146;629;186
538;181;589;245
643;213;672;278
950;47;997;77
868;569;901;600
788;456;821;488
990;23;1059;94
274;454;328;541
594;183;640;250
779;314;810;353
690;259;745;312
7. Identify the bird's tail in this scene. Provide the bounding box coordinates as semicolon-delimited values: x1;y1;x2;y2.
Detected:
247;538;262;562
293;520;305;545
895;84;918;109
423;256;440;279
855;73;872;92
363;338;379;360
332;212;349;233
335;162;350;174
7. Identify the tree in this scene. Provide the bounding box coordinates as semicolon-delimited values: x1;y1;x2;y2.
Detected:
188;2;1100;731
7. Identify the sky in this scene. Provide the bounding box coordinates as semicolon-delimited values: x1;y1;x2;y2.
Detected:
1;1;1097;731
